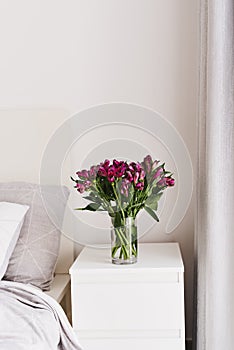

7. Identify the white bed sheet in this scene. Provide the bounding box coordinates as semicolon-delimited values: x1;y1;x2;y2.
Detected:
0;281;82;350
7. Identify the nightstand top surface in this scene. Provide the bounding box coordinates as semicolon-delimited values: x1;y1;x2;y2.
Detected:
70;243;184;273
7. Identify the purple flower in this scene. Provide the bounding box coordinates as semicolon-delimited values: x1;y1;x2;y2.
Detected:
128;163;135;173
89;165;100;179
124;162;145;190
142;155;152;174
84;180;91;189
113;159;121;167
126;171;133;182
153;167;163;180
135;182;144;190
98;159;111;178
139;169;145;181
75;182;85;193
76;169;89;179
120;179;131;197
113;160;127;178
135;163;142;172
115;168;125;177
166;177;175;187
152;160;159;170
158;176;175;187
133;171;139;185
98;159;129;182
107;165;116;182
98;166;107;177
103;159;110;168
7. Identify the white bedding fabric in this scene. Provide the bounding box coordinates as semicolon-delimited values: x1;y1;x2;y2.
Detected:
0;281;82;350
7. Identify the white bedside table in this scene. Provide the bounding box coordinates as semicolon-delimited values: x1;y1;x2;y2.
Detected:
70;243;185;350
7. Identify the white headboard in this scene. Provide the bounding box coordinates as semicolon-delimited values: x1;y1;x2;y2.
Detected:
0;109;74;274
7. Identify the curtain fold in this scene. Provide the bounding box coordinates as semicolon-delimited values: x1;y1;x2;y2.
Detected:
195;0;234;349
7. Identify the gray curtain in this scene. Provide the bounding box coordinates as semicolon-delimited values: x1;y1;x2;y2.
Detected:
195;0;234;349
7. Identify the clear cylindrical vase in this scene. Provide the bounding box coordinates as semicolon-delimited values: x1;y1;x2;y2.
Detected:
111;217;137;265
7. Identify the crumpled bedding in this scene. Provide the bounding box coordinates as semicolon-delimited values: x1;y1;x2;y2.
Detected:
0;281;82;350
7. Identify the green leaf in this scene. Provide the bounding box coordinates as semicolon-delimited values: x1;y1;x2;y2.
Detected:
144;206;159;222
145;192;163;211
96;176;114;201
83;195;102;204
75;203;101;212
147;200;158;211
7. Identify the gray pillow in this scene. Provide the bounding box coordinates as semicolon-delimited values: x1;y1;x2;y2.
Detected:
0;182;69;291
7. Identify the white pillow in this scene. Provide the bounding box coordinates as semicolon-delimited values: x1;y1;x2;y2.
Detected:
0;202;29;279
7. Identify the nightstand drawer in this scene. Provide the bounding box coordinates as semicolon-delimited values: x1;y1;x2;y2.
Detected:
72;282;183;331
75;335;184;350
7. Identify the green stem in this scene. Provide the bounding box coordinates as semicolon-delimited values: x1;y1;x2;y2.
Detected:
112;224;138;260
116;226;129;245
112;182;125;223
133;184;151;217
93;182;117;218
114;227;129;259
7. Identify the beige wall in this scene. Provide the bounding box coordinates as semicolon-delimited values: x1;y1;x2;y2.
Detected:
0;1;198;340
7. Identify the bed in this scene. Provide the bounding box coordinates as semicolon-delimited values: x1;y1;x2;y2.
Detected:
0;183;82;350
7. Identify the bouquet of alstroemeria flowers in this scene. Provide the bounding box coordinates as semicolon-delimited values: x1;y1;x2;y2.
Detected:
71;155;175;263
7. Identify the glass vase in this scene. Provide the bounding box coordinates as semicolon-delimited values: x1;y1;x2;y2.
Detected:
111;217;138;265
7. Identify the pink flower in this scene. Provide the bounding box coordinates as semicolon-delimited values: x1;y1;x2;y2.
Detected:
158;176;175;187
113;159;121;168
135;182;144;190
107;165;116;182
120;179;131;197
152;160;159;170
133;172;139;185
75;182;85;193
166;177;175;187
142;155;152;174
115;168;125;177
76;170;89;179
125;162;145;189
103;159;110;168
126;171;133;182
153;167;163;180
84;180;91;189
135;163;142;172
98;166;107;177
128;163;135;173
113;160;127;178
139;169;145;181
89;165;100;179
98;159;111;178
